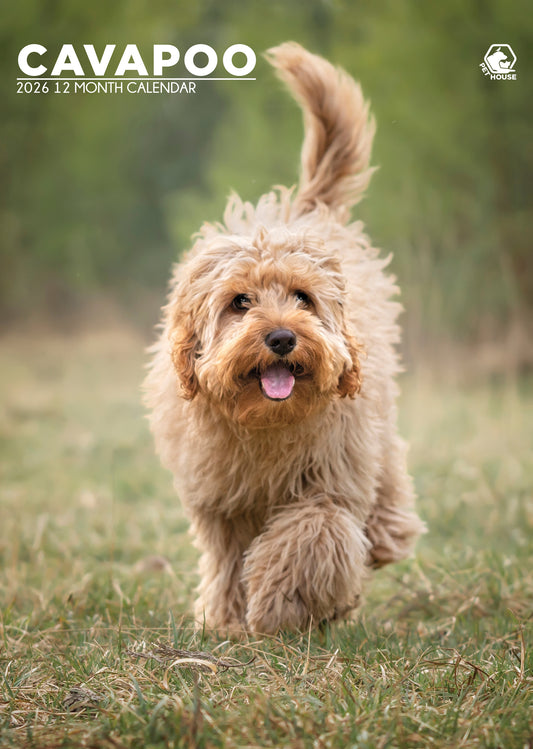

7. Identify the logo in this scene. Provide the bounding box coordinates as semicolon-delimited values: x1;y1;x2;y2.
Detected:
480;44;517;80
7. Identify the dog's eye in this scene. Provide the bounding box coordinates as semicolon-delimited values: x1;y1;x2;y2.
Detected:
294;290;312;307
231;294;252;311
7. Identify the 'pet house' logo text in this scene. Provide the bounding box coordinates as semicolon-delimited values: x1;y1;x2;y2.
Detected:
17;43;256;95
480;44;517;80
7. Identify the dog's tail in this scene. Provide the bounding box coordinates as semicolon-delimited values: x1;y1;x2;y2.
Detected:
266;42;375;216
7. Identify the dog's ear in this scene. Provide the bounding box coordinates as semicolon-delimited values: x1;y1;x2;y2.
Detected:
337;330;362;398
170;314;200;400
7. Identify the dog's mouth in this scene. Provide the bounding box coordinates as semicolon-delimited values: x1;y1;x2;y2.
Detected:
249;362;307;401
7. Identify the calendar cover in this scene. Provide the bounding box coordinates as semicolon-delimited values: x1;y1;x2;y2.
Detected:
1;2;531;747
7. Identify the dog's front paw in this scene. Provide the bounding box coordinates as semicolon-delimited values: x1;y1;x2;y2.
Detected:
243;500;370;634
245;585;312;635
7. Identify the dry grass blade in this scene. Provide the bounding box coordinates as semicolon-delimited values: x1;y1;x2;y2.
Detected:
126;641;255;674
63;686;104;713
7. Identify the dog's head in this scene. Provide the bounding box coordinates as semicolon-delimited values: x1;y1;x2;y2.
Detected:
168;224;361;428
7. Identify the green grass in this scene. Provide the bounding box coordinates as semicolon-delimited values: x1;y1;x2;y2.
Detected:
0;328;532;748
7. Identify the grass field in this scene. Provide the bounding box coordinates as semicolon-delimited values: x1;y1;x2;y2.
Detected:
0;328;532;748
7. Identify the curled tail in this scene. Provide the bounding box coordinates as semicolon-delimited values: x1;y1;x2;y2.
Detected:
266;42;375;217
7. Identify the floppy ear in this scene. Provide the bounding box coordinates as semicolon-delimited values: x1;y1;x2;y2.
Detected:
337;329;362;398
170;314;200;400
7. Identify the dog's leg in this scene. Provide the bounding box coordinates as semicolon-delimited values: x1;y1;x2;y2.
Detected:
366;431;426;568
192;513;253;631
243;498;370;634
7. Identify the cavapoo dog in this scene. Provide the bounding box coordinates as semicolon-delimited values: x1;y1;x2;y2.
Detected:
144;42;425;634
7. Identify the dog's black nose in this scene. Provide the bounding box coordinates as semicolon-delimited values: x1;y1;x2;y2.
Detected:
265;328;297;356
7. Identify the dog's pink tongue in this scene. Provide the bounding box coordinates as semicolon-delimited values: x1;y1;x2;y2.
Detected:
261;364;295;400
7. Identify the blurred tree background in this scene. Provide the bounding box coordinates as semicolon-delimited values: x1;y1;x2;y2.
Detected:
1;0;531;358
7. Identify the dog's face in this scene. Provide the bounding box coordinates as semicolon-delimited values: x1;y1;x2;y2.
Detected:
169;226;361;428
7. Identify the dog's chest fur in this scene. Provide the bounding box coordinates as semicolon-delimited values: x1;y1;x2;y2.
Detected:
177;397;380;523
